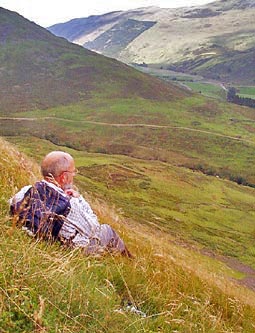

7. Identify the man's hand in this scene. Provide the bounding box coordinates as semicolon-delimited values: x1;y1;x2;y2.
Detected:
65;188;80;198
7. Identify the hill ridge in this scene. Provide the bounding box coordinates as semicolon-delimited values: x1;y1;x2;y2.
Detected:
0;6;190;114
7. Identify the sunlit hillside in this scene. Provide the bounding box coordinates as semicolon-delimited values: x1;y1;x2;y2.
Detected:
2;5;255;191
49;0;255;84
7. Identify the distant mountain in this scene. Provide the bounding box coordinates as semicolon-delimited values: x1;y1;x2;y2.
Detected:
0;7;186;114
49;0;255;84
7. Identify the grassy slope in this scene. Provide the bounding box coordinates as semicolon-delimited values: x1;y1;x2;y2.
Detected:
2;7;255;187
9;135;255;269
4;92;255;186
2;140;255;332
236;86;255;99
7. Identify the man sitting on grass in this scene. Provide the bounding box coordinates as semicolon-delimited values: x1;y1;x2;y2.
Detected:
10;151;132;257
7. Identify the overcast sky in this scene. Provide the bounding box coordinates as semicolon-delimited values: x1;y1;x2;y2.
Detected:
1;0;215;27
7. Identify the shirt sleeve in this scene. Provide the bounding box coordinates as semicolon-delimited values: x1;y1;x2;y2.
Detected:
61;195;101;240
9;185;32;207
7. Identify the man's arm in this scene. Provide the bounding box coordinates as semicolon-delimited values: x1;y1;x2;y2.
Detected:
9;185;32;209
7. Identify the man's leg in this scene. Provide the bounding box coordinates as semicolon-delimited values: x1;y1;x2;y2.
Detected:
99;224;132;257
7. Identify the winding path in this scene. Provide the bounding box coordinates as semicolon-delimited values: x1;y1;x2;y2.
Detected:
1;116;254;145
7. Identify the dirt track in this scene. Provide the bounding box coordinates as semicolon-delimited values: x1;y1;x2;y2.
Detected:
201;248;255;291
1;117;255;145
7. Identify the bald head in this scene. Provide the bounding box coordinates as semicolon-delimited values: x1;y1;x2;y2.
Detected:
41;151;74;178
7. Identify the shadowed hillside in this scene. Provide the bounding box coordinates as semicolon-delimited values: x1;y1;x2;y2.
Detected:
0;7;188;114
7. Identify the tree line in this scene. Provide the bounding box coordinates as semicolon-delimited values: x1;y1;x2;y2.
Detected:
227;87;255;108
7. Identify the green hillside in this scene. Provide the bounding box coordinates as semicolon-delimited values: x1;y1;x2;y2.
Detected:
0;7;186;114
2;138;255;332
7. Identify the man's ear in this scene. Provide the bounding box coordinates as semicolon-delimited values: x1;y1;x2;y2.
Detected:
55;173;65;186
59;173;65;184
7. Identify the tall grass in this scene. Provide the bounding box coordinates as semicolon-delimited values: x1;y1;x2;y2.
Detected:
1;138;255;332
0;137;39;214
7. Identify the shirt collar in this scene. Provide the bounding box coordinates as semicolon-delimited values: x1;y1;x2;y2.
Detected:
42;179;67;196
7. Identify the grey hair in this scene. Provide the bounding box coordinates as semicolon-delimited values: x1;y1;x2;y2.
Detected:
41;151;73;178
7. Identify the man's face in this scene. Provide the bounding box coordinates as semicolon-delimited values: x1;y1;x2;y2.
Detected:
61;159;76;190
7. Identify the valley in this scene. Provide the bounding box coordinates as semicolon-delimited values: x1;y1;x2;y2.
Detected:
134;65;255;103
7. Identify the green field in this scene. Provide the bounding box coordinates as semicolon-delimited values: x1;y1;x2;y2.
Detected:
183;82;227;100
134;65;228;100
236;86;255;99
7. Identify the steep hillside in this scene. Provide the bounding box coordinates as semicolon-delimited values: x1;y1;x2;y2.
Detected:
2;137;255;332
49;0;255;84
0;7;187;114
48;8;157;49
